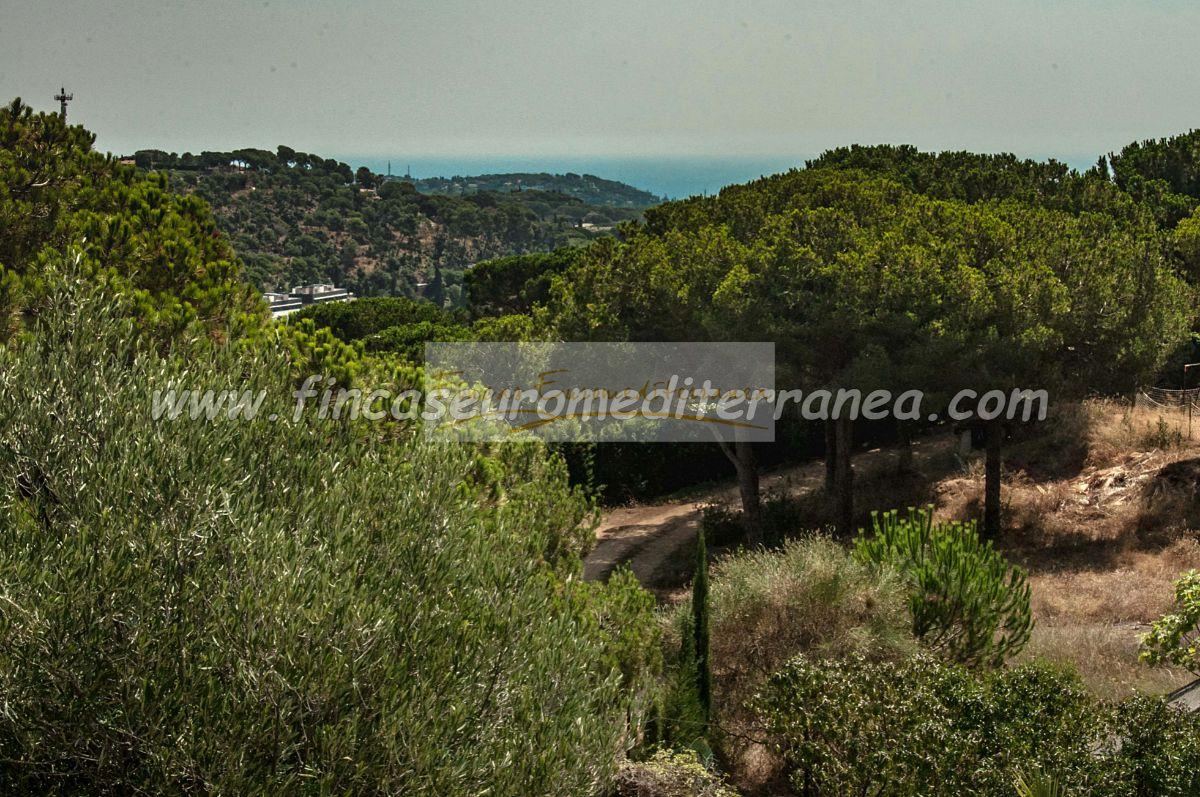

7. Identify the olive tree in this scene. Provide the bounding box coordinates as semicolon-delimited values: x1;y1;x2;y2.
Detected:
0;270;659;795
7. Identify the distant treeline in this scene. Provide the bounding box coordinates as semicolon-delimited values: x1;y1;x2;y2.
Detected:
131;145;350;176
411;171;662;208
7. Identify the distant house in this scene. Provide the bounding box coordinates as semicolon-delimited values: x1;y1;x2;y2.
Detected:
263;291;303;318
290;284;353;304
264;284;355;319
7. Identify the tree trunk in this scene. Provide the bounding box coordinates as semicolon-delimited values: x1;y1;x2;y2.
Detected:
896;421;913;474
734;439;763;547
824;418;836;494
715;435;763;547
834;415;854;535
984;421;1003;540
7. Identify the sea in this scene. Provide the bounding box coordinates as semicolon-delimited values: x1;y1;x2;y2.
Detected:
341;153;1100;202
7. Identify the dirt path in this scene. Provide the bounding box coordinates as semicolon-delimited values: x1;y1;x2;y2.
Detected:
581;503;703;587
583;434;956;594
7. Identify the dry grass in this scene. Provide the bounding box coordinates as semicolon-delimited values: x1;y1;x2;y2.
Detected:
915;399;1200;697
1024;538;1200;624
1016;623;1193;700
1086;399;1190;464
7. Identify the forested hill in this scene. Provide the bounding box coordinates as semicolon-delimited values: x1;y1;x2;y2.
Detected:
129;147;645;303
409;172;662;208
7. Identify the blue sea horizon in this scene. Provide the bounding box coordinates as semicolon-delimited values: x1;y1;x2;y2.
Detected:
341;153;1100;202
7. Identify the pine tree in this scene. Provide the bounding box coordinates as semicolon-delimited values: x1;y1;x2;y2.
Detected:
853;507;1032;667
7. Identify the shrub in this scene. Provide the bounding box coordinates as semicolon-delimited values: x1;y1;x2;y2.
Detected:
1140;569;1200;674
0;273;658;794
1146;415;1185;450
614;749;739;797
758;653;972;794
699;502;745;548
854;507;1032;666
754;653;1200;796
703;537;914;691
1102;696;1200;796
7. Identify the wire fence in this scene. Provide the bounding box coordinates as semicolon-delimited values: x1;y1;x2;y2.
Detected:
1139;386;1200;410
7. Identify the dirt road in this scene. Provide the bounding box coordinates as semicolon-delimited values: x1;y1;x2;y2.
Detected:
582;435;956;594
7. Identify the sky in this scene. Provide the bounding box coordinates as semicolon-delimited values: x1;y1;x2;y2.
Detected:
2;0;1199;167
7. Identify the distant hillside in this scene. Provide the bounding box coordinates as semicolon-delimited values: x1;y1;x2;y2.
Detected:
129;147;643;303
408;172;662;208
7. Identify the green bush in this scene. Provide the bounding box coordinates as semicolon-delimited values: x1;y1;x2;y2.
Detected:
614;749;739;797
703;537;914;691
854;507;1032;666
1103;696;1200;796
698;502;745;547
1141;569;1200;674
754;654;1200;796
0;273;658;794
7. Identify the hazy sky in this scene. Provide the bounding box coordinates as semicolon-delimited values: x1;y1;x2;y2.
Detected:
2;0;1198;161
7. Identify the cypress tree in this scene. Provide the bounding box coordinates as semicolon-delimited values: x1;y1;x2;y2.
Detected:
692;527;711;728
427;264;446;308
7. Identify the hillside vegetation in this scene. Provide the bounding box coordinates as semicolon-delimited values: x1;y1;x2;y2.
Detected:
612;401;1200;794
131;147;646;300
12;93;1200;796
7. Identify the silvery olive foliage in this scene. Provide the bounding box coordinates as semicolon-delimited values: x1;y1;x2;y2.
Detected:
0;270;658;795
